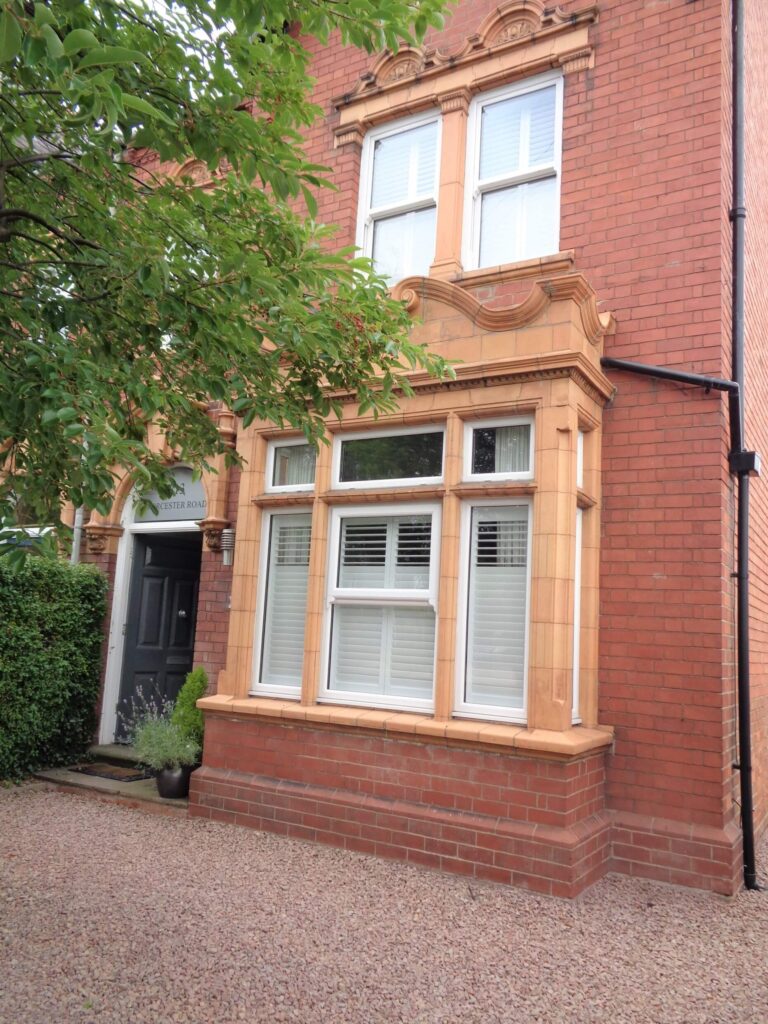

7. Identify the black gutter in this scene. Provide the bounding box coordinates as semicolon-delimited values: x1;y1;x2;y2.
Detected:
600;358;742;454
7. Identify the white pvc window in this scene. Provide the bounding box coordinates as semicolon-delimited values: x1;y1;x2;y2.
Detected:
252;512;311;696
323;504;440;711
463;417;534;481
357;113;441;284
266;439;316;492
455;501;531;722
576;430;584;490
463;72;563;270
333;425;445;489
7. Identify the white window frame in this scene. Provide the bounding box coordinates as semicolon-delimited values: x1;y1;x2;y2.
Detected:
454;498;532;724
332;424;445;490
462;416;535;482
320;501;441;712
356;110;442;281
265;438;316;494
462;70;564;271
250;508;311;699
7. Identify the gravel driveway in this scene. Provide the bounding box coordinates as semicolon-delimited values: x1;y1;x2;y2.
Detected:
2;784;768;1024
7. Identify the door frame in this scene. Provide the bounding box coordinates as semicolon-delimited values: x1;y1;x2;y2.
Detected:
99;507;203;744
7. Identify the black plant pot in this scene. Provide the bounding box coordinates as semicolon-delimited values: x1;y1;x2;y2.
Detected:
156;765;193;800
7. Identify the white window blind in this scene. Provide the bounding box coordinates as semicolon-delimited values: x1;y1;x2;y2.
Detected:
258;513;311;690
464;506;529;710
359;117;440;284
327;511;437;705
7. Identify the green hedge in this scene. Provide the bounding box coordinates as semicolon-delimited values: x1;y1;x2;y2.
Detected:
0;559;107;780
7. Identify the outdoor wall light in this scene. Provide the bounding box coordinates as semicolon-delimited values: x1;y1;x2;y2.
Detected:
220;528;236;566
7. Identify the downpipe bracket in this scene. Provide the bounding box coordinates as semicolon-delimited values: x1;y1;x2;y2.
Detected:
729;450;762;477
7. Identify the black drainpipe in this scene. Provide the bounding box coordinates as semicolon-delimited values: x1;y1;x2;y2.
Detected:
729;0;760;891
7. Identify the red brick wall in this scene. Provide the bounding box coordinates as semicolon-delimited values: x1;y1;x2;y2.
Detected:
299;0;737;835
192;464;240;686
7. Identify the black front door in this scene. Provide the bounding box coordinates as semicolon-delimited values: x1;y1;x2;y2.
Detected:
116;532;203;739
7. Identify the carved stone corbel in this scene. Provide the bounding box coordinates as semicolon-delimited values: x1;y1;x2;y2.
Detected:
84;523;124;556
199;516;230;552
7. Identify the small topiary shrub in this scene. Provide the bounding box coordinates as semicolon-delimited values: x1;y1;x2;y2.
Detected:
170;666;208;748
0;559;107;780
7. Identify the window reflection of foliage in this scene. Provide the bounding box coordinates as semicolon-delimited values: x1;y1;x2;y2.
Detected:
340;433;443;482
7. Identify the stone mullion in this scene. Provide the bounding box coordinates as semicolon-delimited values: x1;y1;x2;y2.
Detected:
216;431;267;698
434;412;463;719
301;442;333;705
527;397;578;731
430;90;471;280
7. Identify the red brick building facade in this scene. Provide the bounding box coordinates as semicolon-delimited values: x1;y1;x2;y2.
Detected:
84;0;767;897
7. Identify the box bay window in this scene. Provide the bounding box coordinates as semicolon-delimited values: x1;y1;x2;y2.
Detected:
357;114;441;284
248;407;597;735
324;506;441;710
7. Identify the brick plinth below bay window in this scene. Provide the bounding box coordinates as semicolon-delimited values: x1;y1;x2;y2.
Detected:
191;714;611;897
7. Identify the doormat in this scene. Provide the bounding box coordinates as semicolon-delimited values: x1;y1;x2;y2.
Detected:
69;762;154;783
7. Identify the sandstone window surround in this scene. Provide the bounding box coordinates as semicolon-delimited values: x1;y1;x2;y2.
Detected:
336;0;595;283
204;274;615;759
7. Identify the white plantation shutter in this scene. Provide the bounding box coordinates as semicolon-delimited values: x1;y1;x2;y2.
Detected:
328;512;436;702
464;506;529;710
330;604;435;699
259;513;311;690
337;515;431;590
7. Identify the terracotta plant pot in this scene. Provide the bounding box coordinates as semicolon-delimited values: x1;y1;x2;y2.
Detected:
156;765;193;799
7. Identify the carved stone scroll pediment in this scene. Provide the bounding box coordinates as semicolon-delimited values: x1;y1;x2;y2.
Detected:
337;2;597;107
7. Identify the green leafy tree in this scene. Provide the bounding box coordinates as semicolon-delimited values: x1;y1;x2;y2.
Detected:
0;0;452;534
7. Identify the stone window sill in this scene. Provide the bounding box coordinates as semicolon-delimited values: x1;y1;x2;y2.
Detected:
198;695;613;759
449;251;575;289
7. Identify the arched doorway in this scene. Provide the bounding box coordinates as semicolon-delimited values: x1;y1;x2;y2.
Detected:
99;467;207;742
